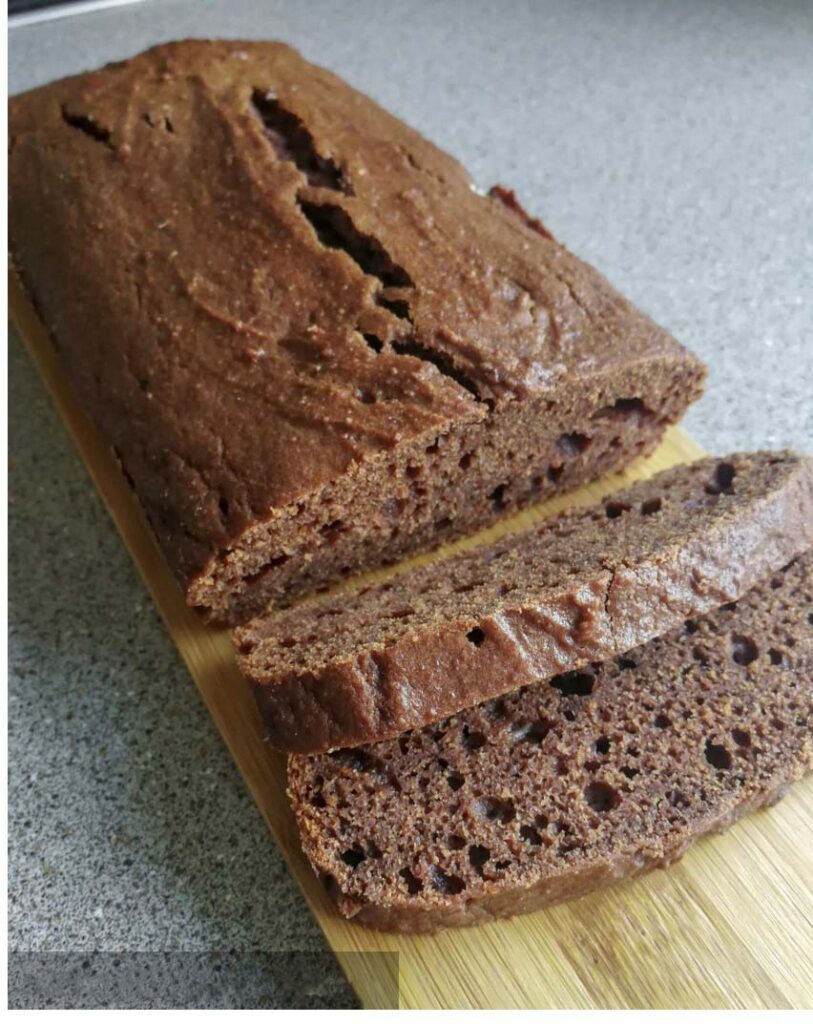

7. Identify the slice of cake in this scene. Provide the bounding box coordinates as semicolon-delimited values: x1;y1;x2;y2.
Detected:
289;553;813;932
236;451;813;752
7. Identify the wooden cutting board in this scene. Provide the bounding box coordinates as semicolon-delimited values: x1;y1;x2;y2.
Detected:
10;275;813;1010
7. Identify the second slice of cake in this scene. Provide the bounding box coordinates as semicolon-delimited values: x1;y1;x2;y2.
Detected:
236;451;813;753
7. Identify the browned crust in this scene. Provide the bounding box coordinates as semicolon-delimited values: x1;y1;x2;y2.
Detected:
241;452;813;753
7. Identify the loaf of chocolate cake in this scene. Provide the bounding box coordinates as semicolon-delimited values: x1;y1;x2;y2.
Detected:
9;40;704;623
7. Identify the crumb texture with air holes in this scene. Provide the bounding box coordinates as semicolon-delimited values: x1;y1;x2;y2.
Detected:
239;450;813;752
289;553;813;933
9;39;705;624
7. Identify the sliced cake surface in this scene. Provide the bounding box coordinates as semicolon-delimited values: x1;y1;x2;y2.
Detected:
9;39;704;623
237;451;813;753
289;554;813;932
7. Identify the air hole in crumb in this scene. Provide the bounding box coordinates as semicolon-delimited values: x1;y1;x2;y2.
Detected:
466;627;486;647
520;825;542;845
468;844;490;871
705;461;737;495
448;834;466;850
584;781;620;812
705;740;732;770
462;727;487;751
430;867;465;895
693;646;710;667
399;867;423;895
593;397;650;422
620;766;639;780
447;772;464;791
340;846;366;868
558;432;591;456
489;483;508;508
320;518;346;536
641;497;662;515
356;387;376;404
434;517;452;531
550;669;595;696
731;728;751;747
514;718;551;744
685;619;698;634
654;713;671;729
595;736;611;755
242;552;290;586
475;797;515;824
731;634;758;666
535;813;549;830
547;464;564;483
768;648;783;665
617;657;637;671
605;500;632;520
388;606;414;619
483;698;507;720
329;748;381;774
278;638;296;649
459;452;473;470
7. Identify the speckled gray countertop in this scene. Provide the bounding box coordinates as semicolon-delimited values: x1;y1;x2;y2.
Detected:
8;0;813;1009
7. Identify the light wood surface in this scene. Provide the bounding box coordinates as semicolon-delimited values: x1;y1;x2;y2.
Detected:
10;274;813;1010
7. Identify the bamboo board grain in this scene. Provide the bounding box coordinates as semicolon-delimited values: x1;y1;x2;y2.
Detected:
10;273;813;1010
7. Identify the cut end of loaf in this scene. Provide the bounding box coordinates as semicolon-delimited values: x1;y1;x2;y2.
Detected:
289;554;813;932
194;362;704;624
